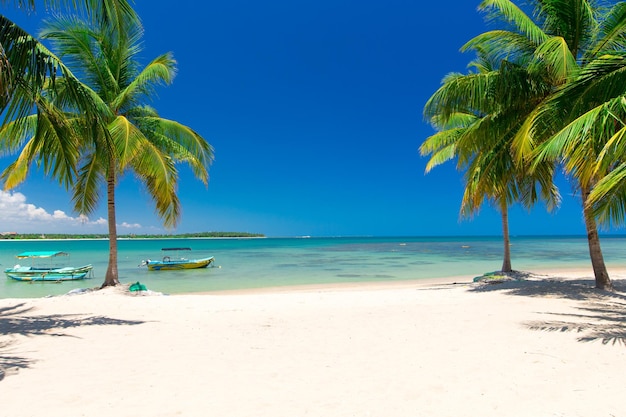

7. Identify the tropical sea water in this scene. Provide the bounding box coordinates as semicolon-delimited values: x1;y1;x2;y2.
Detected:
1;235;625;299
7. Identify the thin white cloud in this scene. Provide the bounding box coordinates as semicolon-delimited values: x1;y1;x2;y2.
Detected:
119;222;141;229
0;190;125;233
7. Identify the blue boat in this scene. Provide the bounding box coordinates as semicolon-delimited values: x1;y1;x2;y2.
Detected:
4;251;93;281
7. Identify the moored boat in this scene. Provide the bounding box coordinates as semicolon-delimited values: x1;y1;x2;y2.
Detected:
141;247;215;271
4;251;93;281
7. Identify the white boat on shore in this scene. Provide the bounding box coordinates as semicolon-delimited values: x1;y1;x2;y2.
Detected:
4;251;93;281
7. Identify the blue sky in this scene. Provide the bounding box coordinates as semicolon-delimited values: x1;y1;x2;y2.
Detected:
0;1;617;237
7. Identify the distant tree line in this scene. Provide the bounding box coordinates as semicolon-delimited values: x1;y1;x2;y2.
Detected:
0;232;265;240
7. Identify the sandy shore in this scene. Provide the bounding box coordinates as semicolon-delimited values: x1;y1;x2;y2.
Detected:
1;270;625;417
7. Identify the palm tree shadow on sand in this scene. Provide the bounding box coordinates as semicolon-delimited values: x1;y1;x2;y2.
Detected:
0;302;145;380
469;273;626;347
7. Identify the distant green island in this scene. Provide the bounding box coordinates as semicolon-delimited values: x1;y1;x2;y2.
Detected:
0;232;265;240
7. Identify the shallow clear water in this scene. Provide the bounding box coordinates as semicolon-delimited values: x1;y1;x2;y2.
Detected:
1;235;625;298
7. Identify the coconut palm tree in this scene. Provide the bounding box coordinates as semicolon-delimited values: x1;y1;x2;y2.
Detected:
511;0;626;290
425;0;625;290
0;9;214;287
422;108;523;273
422;53;559;273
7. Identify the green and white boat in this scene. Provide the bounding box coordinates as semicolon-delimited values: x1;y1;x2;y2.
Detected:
140;247;215;271
4;251;93;281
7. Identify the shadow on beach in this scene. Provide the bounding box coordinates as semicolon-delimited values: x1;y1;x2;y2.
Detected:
470;273;626;347
0;302;145;380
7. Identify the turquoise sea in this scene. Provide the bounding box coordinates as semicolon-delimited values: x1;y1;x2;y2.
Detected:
1;235;625;299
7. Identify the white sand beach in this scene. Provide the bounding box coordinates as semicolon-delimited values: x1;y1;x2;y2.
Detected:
1;270;625;417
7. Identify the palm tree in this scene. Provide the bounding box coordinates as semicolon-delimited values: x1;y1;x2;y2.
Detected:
0;9;214;287
511;0;626;290
422;42;559;273
425;0;625;290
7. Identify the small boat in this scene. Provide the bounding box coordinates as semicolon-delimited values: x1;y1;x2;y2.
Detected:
4;251;93;281
141;247;215;271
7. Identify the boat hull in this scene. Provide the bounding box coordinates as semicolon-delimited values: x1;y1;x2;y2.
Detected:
4;265;93;281
146;257;214;271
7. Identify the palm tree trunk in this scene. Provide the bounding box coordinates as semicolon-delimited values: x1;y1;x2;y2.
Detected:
582;185;613;291
499;199;512;273
102;165;120;287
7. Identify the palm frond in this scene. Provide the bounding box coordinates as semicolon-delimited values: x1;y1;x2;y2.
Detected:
130;138;181;227
72;150;104;215
532;99;621;189
533;35;579;84
0;17;59;121
0;138;37;189
429;112;478;130
0;102;81;189
31;100;80;187
1;95;83;190
569;55;626;116
420;129;461;173
108;114;145;168
40;15;114;92
141;118;212;185
85;0;138;30
423;71;496;122
536;0;596;57
588;162;626;227
589;1;626;58
0;113;37;154
140;117;212;159
112;53;177;112
1;17;112;130
462;30;537;63
0;0;138;25
478;0;549;45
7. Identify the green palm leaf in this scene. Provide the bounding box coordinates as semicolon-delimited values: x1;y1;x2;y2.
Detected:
111;53;176;112
72;150;105;215
533;36;579;83
589;1;626;57
462;30;537;63
108;114;145;168
588;163;626;227
139;117;213;179
478;0;548;45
